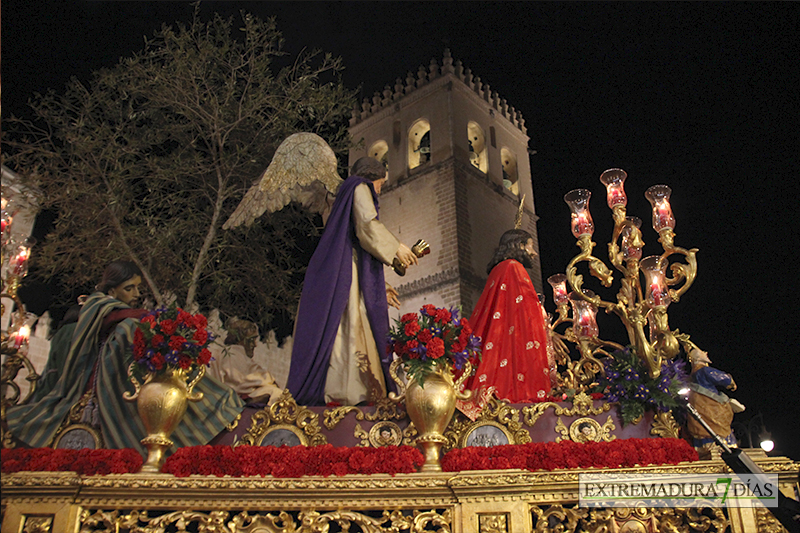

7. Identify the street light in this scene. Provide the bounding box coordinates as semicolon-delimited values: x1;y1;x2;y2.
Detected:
733;412;774;452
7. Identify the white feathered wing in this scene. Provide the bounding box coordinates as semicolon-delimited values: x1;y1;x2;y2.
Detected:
223;132;342;230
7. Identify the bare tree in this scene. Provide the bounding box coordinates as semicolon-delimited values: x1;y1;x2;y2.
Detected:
2;6;356;336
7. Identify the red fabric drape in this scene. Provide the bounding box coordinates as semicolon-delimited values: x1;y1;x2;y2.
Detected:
461;260;551;413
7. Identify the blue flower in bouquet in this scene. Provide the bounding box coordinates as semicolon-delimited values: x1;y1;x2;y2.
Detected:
657;375;671;394
451;349;469;370
624;368;640;381
594;346;689;425
449;306;460;323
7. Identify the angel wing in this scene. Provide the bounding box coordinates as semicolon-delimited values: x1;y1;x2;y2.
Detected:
223;132;342;230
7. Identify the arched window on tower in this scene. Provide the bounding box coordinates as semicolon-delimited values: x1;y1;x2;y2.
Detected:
501;148;519;196
467;121;488;173
369;140;389;174
408;119;431;169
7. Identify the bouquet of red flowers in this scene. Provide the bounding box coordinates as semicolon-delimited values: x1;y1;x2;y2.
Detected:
388;304;481;386
132;305;214;374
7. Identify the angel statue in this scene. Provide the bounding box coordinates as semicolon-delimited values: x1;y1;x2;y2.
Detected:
224;134;418;407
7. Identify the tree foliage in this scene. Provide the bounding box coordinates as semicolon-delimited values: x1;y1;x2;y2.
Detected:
2;6;357;338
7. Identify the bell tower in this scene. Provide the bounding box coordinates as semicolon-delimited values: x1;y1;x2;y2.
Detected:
348;50;542;318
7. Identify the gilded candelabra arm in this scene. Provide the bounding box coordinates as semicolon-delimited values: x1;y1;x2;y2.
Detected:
592;338;627;355
607;240;627;278
566;234;614;292
656;228;698;303
605;276;643;349
607;204;631;275
546;317;574;367
628;307;662;379
610;205;627;237
674;331;696;354
550;333;572;367
553;302;570;324
648;306;680;360
571;338;606;387
565;240;592;295
1;349;40;406
567;279;617;316
550;303;571;330
0;290;40;409
589;257;614;288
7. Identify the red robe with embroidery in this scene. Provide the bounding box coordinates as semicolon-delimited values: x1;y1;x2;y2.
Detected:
464;259;551;407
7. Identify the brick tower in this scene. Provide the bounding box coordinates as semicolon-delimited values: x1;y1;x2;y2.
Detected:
348;50;543;320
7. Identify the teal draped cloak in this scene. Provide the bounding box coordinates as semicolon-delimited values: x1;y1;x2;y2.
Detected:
7;293;244;454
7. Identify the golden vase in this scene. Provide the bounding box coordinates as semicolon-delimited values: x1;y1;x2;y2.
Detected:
390;359;471;472
125;365;205;473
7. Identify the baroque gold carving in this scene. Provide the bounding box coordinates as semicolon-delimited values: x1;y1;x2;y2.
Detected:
324;406;362;429
478;513;508;533
323;397;407;430
531;504;588;533
236;390;327;447
650;411;681;439
22;516;53;533
755;506;790;533
522;392;611;427
402;421;418;445
445;396;530;452
531;505;731;533
78;508;453;533
654;507;729;532
557;416;616;444
368;421;403;447
3;462;797;533
225;413;241;432
354;423;370;446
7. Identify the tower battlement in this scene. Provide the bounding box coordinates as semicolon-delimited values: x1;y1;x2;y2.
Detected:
350;49;526;135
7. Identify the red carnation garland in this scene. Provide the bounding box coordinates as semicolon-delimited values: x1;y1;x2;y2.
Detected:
1;448;143;476
1;439;697;477
440;438;698;472
161;444;425;477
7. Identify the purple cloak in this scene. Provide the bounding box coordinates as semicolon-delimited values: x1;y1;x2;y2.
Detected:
286;175;395;405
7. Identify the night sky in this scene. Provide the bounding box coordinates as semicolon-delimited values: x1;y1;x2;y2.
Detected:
3;2;798;459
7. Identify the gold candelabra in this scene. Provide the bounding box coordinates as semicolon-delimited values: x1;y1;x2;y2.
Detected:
545;169;698;392
1;188;39;448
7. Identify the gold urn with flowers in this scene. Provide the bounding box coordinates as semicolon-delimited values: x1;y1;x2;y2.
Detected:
388;305;480;471
125;306;214;472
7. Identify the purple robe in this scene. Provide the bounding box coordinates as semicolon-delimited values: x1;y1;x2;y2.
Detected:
287;175;395;405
